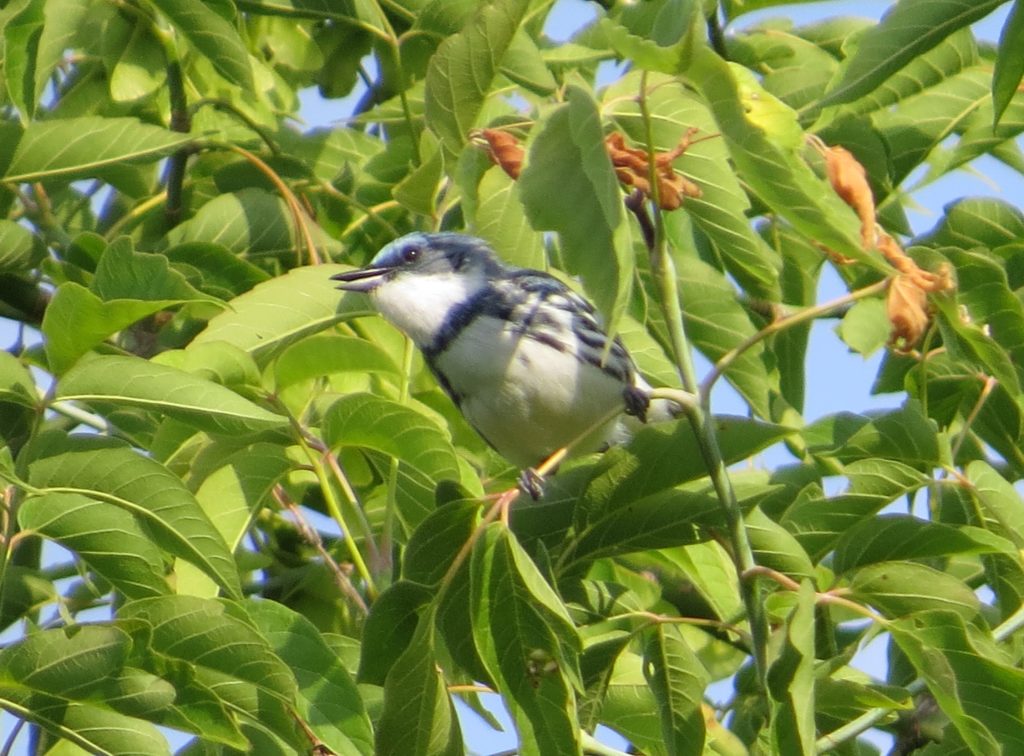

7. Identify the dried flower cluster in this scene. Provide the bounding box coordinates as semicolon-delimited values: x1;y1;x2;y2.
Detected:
472;128;701;210
818;141;955;349
604;131;702;210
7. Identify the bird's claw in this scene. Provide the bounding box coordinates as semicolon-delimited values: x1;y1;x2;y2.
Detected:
623;385;650;423
518;468;545;500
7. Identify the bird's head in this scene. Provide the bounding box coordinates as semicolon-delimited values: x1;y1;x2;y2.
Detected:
332;232;506;347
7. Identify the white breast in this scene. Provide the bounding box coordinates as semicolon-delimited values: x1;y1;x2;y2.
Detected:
435;315;627;468
371;270;484;348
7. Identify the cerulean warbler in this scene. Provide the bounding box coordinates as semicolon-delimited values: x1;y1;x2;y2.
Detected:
332;232;675;494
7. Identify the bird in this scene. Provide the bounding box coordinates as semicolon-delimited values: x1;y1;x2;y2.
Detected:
332;232;677;497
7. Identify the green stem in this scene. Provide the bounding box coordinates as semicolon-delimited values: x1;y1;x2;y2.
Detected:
382;337;416;562
636;71;769;691
296;433;378;601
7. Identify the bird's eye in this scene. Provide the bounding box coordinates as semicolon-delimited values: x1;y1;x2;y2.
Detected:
401;245;421;264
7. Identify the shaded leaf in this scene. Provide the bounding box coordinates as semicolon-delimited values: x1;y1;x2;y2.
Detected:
889;610;1024;753
643;623;708;755
376;609;463;756
833;514;1014;573
424;0;528;155
243;600;374;755
519;86;631;333
993;0;1024;125
767;580;815;755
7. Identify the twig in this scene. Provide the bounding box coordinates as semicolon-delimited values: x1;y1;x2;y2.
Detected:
700;277;891;400
274;485;369;615
635;70;771;692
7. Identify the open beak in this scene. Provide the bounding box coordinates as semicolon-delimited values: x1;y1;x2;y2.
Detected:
331;266;391;293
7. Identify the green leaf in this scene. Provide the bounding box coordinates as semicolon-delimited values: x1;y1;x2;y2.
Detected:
919;197;1024;250
837;297;889;357
3;0;43;122
41;285;205;376
569;487;724;565
18;432;242;598
889;610;1024;753
673;250;777;417
110;17;167;102
323;393;460;483
147;0;254;89
17;492;171;598
358;580;434;686
163;188;340;259
689;49;870;266
833;514;1014;573
943;246;1024;381
190;263;373;363
805;401;945;468
164;242;271;299
243;600;374;755
580;416;791;522
745;507;815;581
275;333;399;389
643;623;708;755
403;499;479;585
872;67;992;185
471;524;580;754
993;0;1024;125
57;355;286;436
849;562;981;620
2;117;193;182
0;351;38;408
500;29;556;95
424;0;528;155
121;595;296;699
0;626;170;756
190;440;293;550
767;580;815;755
519;85;631;332
782;459;930;559
375;609;463;756
0;624;129;696
819;0;1004;107
393;136;444;216
469;166;546;270
965;460;1024;549
33;0;91;116
600;0;700;74
0;219;44;271
92;237;215;303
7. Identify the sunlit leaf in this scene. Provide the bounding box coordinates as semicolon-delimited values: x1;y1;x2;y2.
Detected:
17;432;241;598
3;117;193;182
147;0;254;89
57;355;287;436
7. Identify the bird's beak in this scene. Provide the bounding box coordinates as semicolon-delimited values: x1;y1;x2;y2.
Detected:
331;266;391;293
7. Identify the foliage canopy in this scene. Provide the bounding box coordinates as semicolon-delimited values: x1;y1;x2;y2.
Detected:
2;0;1024;753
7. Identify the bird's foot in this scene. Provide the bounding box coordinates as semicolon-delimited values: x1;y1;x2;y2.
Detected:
518;468;545;500
623;385;650;423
